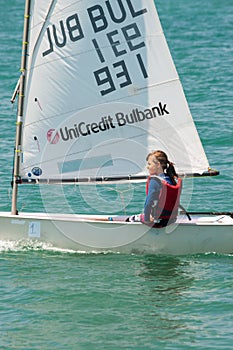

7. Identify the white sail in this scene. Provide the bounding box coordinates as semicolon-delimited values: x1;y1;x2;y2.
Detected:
20;0;210;182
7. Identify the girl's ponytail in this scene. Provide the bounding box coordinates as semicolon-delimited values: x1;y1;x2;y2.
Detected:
166;161;178;185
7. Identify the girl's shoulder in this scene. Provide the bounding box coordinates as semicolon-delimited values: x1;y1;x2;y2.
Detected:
149;176;162;189
163;175;173;185
150;174;173;185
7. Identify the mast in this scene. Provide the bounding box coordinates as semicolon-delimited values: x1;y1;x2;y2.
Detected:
11;0;31;215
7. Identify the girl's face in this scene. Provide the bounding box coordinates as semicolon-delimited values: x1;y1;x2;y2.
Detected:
146;155;162;175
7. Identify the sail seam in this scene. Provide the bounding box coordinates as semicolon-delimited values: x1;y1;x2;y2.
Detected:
23;78;180;127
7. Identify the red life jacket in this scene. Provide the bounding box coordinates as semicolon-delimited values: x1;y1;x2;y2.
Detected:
146;176;182;221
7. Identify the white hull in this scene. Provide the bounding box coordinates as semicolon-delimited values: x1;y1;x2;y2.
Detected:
0;211;232;255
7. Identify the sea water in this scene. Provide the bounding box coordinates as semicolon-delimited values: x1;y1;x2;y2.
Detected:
0;1;233;349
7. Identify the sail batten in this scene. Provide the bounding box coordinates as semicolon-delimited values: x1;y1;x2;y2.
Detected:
19;0;211;183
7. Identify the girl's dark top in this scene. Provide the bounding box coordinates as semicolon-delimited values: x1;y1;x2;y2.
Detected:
144;173;173;222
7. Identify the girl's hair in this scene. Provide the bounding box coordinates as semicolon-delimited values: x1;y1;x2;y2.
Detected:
146;150;178;185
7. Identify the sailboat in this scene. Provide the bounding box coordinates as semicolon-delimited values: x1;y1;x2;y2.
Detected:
1;0;232;255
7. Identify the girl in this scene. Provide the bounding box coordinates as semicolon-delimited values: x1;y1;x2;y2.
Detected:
143;150;182;226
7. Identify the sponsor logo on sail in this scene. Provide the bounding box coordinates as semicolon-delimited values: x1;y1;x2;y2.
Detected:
57;102;170;143
47;129;60;144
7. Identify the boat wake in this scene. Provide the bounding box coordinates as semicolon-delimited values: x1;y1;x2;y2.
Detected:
0;239;119;255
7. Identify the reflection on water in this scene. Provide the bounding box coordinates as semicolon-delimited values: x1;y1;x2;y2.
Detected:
140;255;194;291
137;255;195;342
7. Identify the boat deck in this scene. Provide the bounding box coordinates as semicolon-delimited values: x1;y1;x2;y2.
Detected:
0;212;232;226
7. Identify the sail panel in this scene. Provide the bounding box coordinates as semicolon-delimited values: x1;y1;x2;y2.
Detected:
20;0;209;181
